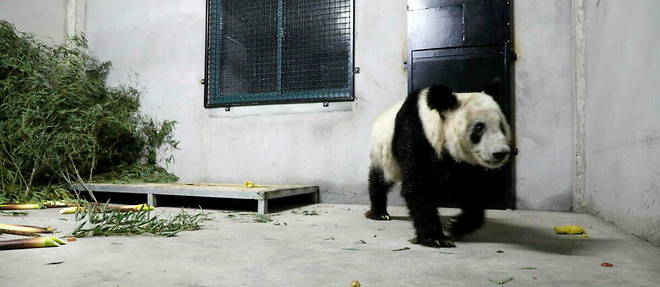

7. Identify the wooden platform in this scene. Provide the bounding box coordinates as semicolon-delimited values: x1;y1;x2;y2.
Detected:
71;183;319;214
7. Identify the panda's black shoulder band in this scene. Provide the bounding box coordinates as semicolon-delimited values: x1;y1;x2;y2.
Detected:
425;85;458;112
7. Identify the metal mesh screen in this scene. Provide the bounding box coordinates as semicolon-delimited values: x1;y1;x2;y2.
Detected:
205;0;353;107
219;1;278;95
282;0;351;92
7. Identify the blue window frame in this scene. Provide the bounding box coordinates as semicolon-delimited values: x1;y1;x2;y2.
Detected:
204;0;354;108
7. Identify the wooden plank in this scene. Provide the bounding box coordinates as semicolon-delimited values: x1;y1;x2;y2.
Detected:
71;183;319;202
257;199;268;214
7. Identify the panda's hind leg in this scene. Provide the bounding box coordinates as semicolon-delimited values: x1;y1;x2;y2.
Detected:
365;166;393;220
448;208;485;237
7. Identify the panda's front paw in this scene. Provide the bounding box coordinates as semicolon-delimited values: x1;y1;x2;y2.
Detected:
364;210;391;221
409;236;456;248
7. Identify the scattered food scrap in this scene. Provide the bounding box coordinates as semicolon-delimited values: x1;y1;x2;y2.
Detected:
518;267;537;270
355;240;366;245
392;247;411;251
324;236;335;241
601;262;613;267
488;276;514;285
438;251;457;255
46;261;64;265
496;250;504;253
0;236;65;250
67;237;77;242
342;248;361;251
553;225;586;235
351;280;361;287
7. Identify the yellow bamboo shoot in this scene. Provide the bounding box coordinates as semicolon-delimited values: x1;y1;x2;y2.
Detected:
0;236;66;250
0;223;53;235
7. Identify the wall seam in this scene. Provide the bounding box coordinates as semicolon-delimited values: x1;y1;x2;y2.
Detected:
571;0;587;212
65;0;86;37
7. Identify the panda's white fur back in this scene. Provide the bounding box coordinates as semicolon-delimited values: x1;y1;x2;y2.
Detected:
369;100;404;182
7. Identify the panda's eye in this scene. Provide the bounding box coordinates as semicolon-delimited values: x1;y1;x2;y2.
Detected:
470;122;486;144
474;122;485;133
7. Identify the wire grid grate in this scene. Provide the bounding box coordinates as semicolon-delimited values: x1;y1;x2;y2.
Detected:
206;0;353;106
282;0;351;92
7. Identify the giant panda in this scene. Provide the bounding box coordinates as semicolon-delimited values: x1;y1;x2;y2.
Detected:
366;83;512;248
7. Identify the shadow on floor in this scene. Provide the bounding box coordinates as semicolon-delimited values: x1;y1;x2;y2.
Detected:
389;215;617;255
460;219;618;255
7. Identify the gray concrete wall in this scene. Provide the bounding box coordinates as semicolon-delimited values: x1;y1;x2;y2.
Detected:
85;0;575;209
514;1;575;210
583;0;660;245
0;0;67;43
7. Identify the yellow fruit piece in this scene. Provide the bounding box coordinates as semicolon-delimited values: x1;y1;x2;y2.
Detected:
351;280;361;287
242;181;262;188
553;225;586;235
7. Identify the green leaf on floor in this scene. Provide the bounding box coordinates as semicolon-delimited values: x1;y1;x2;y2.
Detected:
0;211;28;216
253;214;273;223
301;210;319;216
488;276;514;285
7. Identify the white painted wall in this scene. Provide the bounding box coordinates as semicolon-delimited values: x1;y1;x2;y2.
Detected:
0;0;67;44
85;0;408;205
583;0;660;245
84;0;575;209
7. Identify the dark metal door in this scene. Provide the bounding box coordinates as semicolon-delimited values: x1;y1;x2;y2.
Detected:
407;0;515;209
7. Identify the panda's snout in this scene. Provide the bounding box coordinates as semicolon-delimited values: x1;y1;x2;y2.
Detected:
491;147;511;161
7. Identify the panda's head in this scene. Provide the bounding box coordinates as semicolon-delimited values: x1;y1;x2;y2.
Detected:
450;93;512;169
424;84;512;169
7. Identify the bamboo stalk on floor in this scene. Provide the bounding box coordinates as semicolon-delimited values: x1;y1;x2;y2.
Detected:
0;204;42;210
0;223;54;236
42;201;75;208
60;204;155;214
0;236;66;250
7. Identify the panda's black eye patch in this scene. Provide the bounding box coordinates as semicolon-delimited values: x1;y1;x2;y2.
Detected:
470;122;486;144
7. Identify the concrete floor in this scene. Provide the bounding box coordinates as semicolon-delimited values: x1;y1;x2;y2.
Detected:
1;204;659;287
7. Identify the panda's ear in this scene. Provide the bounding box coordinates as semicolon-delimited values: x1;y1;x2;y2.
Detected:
483;78;501;98
426;85;458;112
